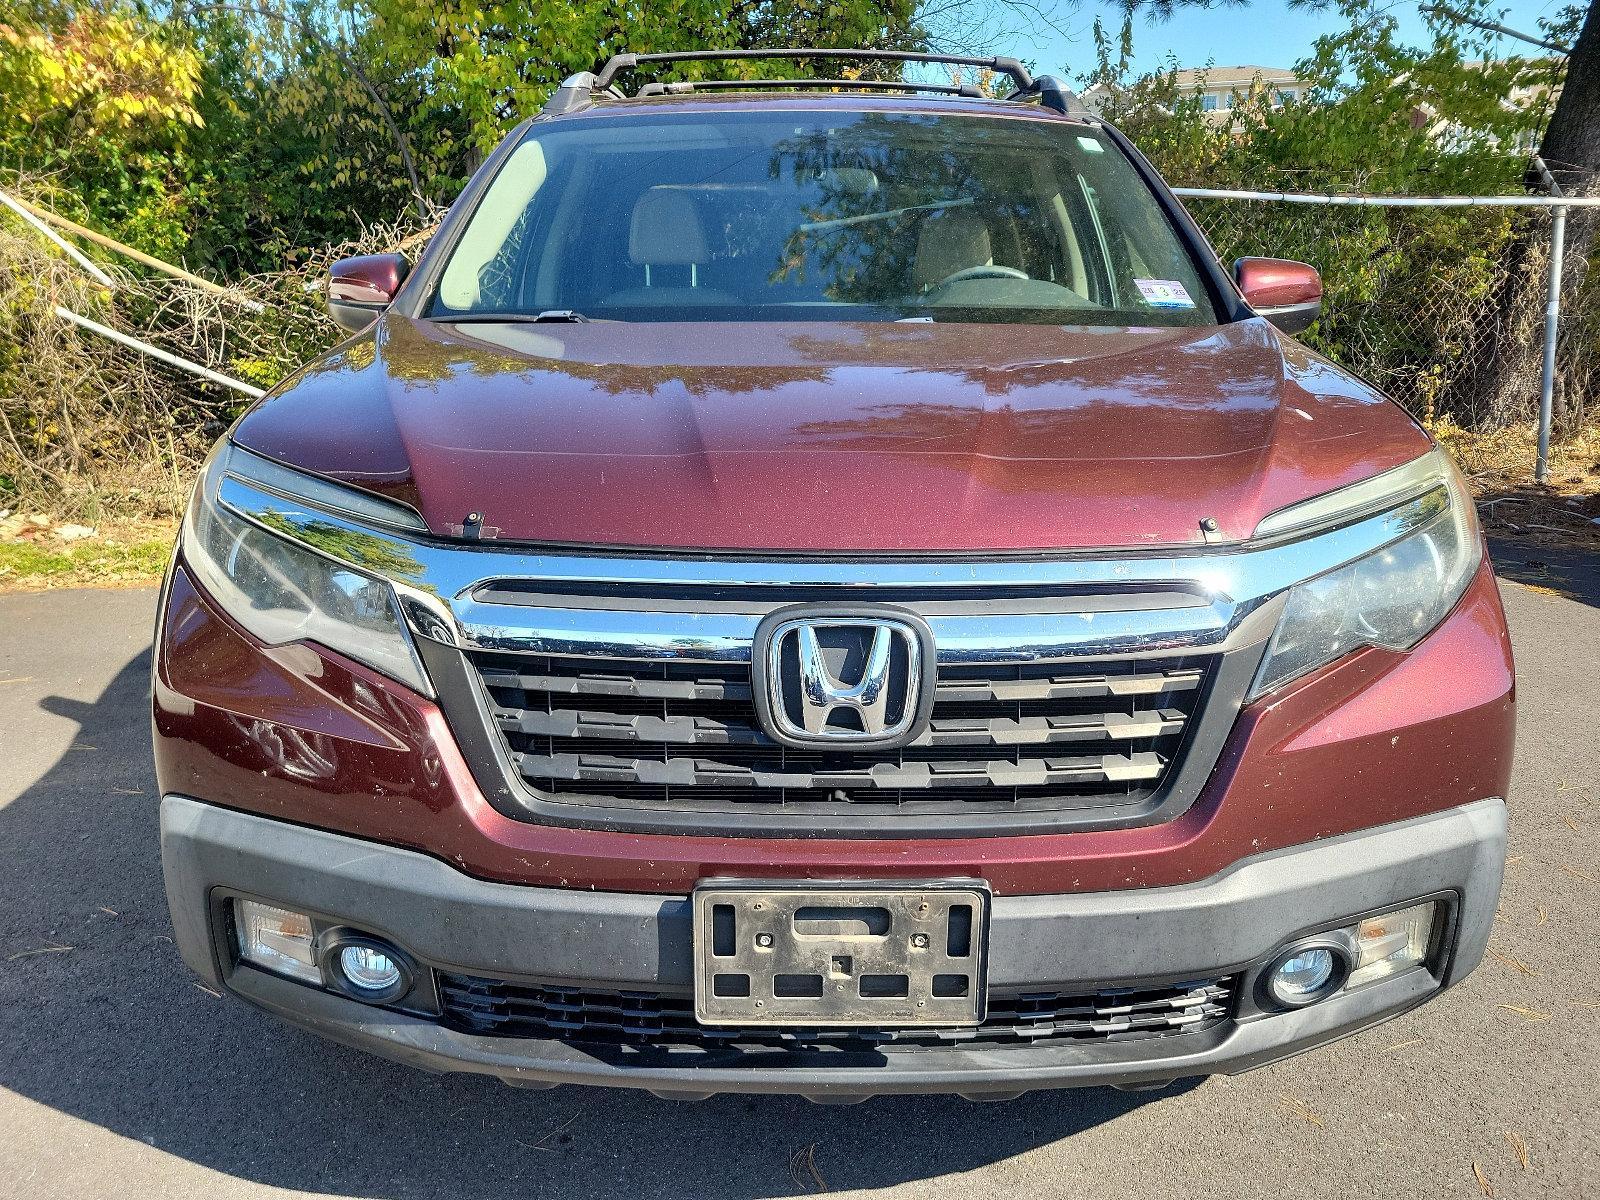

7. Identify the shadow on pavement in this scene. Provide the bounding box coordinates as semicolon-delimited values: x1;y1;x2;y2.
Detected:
1489;535;1600;610
0;649;1180;1200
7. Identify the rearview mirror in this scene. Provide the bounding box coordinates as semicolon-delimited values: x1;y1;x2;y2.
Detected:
328;253;410;333
1234;257;1321;335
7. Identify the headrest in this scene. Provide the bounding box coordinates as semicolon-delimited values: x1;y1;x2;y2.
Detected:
629;188;710;266
816;168;879;198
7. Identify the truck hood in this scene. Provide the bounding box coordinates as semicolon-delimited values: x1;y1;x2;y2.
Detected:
232;315;1431;554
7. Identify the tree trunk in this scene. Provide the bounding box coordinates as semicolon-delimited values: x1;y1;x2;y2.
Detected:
1452;0;1600;432
1539;0;1600;190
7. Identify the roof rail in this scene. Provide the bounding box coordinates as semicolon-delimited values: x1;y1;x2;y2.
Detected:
593;48;1035;94
635;77;987;99
543;71;604;116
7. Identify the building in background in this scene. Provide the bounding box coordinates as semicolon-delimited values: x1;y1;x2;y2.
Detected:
1079;59;1560;148
1079;65;1309;124
1172;66;1308;122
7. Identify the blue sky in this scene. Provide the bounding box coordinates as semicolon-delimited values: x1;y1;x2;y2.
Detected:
976;0;1572;81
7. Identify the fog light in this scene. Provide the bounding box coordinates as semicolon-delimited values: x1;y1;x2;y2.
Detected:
1265;941;1348;1008
1349;901;1437;988
235;899;320;985
339;945;402;993
324;936;411;1003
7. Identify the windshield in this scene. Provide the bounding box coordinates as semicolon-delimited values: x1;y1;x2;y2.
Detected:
429;109;1219;326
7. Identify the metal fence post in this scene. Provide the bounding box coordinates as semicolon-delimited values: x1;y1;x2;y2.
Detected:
1536;204;1566;484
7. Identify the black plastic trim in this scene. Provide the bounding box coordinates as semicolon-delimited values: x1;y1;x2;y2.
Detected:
593;49;1035;95
636;78;987;99
1255;299;1322;335
208;887;442;1017
1246;888;1461;1018
162;795;1505;997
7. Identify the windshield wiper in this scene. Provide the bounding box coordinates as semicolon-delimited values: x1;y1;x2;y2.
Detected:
440;310;590;324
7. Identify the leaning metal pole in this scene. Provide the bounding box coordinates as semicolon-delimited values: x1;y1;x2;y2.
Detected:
1538;205;1566;484
52;306;266;399
1531;156;1566;485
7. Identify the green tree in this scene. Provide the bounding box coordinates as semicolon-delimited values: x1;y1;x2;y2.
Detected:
1110;0;1593;427
0;3;207;260
182;0;922;225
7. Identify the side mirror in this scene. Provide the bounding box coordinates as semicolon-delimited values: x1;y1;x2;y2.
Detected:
1234;257;1321;335
328;253;410;333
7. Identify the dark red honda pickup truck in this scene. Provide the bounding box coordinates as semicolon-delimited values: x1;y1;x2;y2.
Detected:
154;49;1514;1101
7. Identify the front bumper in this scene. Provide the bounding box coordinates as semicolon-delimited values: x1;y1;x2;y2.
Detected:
161;794;1507;1099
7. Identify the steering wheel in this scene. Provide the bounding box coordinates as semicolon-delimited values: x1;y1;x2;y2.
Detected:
934;264;1029;288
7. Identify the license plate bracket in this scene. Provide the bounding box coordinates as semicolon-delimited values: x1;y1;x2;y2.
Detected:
692;880;989;1027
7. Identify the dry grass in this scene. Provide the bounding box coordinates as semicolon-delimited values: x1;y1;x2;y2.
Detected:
1505;1131;1531;1171
1433;418;1600;550
0;185;432;590
1278;1093;1325;1126
1496;1004;1552;1021
1487;946;1540;977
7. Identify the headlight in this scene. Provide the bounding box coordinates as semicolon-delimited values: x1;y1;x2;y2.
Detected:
182;442;434;695
1250;450;1481;699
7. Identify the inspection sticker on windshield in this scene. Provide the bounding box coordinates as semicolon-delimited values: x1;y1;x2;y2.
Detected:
1133;278;1196;309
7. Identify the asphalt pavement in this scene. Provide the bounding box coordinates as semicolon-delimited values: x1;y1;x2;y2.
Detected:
0;573;1596;1199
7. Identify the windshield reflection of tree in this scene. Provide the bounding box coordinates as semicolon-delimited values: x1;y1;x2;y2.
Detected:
766;116;1052;304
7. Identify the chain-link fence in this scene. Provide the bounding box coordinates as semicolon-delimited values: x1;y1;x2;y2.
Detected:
1176;190;1600;470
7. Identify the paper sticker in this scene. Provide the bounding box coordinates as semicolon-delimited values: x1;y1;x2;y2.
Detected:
1133;278;1196;309
1076;135;1106;153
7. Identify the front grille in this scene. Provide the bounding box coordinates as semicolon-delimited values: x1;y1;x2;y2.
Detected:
437;973;1235;1052
469;652;1213;818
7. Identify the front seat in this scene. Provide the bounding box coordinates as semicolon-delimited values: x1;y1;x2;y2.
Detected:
601;187;738;307
912;207;994;293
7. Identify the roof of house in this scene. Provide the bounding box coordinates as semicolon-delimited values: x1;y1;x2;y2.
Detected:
1171;65;1303;88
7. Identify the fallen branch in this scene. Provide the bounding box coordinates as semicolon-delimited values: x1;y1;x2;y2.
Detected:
11;192;264;312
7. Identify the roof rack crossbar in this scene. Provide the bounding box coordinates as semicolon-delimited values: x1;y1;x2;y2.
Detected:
635;77;985;98
594;48;1035;94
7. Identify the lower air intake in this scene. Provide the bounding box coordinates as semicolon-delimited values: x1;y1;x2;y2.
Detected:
437;972;1235;1053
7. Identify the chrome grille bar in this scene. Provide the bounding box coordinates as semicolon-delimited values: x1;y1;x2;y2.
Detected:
438;973;1235;1049
494;706;1186;747
214;464;1449;666
473;651;1208;817
512;749;1166;790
